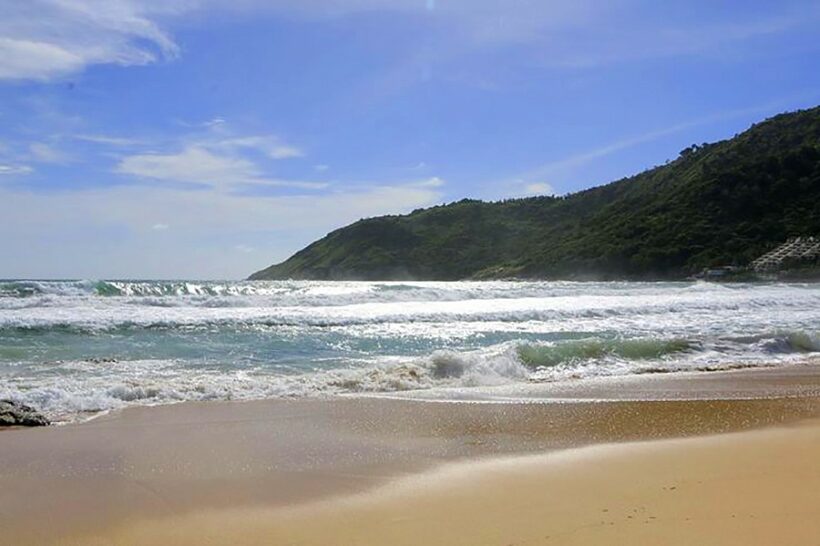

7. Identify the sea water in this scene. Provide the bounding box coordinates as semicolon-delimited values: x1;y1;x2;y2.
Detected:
0;279;818;421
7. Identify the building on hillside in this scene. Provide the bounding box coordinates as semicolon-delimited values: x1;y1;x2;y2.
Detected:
750;236;820;272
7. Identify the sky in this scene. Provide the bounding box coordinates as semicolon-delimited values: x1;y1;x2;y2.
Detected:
1;1;819;279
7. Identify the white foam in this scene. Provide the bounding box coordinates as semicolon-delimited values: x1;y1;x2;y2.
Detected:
2;280;819;421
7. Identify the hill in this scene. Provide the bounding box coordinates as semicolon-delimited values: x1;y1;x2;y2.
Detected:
250;106;820;281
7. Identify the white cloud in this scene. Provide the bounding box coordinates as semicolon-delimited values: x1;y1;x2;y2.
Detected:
0;164;33;176
0;38;85;81
151;223;169;230
202;118;226;128
73;134;143;147
506;101;791;190
113;121;320;192
115;145;322;190
214;136;304;159
2;1;814;82
0;0;181;81
0;181;444;278
414;176;445;188
117;146;255;186
314;164;330;172
523;182;554;195
2;182;442;237
29;143;73;164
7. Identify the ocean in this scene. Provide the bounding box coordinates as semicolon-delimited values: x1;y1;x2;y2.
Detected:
1;279;818;422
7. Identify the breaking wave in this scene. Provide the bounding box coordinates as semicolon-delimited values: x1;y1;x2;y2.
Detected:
3;332;818;421
1;279;819;421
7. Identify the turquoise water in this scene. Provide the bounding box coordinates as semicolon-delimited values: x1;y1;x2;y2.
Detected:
0;280;818;420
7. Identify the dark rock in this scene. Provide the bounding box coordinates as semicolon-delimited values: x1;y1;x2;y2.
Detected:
0;399;50;427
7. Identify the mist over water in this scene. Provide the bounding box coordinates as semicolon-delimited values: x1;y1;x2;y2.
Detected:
1;279;818;421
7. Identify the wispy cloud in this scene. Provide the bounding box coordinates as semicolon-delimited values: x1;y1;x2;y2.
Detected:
73;134;144;147
0;164;33;176
115;145;322;190
201;118;226;128
111;114;317;191
507;101;796;191
2;1;815;84
542;10;820;68
522;182;554;196
28;142;73;164
116;145;247;186
0;0;181;81
522;123;705;181
213;136;304;160
0;181;444;237
0;179;445;278
414;176;445;188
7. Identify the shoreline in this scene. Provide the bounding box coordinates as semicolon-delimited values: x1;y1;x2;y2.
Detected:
20;357;820;426
357;359;820;403
2;364;819;544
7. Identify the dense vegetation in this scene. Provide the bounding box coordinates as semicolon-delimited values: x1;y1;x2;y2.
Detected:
250;106;820;281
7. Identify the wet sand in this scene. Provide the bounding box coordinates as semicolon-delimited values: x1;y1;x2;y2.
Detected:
2;364;819;545
80;419;820;546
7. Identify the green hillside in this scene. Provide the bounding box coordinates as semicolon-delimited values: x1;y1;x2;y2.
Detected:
250;106;820;281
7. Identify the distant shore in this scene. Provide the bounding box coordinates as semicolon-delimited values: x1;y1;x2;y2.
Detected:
247;272;820;283
1;364;819;545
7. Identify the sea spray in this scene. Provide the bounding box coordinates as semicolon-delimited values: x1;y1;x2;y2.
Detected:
0;280;818;421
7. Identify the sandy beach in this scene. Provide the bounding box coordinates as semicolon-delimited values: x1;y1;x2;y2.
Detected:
2;364;819;545
84;419;820;546
4;2;820;543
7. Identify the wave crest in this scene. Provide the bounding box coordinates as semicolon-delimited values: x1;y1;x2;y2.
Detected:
516;338;696;368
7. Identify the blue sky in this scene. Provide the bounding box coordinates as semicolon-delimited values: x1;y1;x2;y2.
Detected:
1;0;819;279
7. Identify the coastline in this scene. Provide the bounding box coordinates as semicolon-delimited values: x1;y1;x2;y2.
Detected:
2;364;819;544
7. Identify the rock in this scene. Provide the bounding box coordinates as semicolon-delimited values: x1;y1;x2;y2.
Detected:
0;400;50;427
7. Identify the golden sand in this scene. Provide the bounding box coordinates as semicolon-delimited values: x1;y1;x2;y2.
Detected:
2;365;819;545
83;420;820;546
